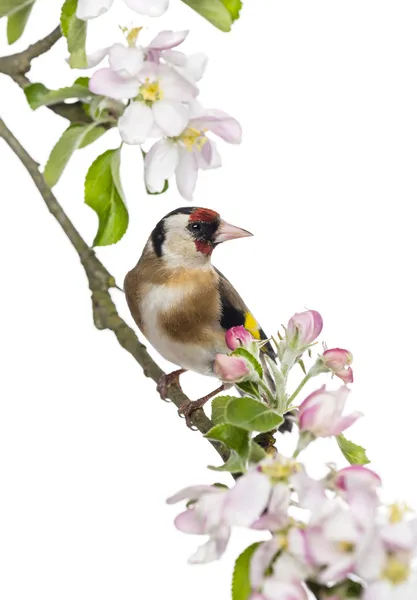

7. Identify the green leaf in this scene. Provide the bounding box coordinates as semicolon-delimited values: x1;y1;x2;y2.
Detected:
205;423;250;458
208;453;245;473
236;381;261;399
233;347;263;378
6;1;34;43
211;395;234;425
180;0;242;32
206;422;250;474
44;124;106;188
225;397;284;433
0;0;33;18
249;440;267;463
337;434;370;466
24;82;92;110
85;148;129;246
232;543;260;600
61;0;87;68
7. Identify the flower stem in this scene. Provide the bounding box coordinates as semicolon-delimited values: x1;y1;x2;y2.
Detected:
287;372;312;405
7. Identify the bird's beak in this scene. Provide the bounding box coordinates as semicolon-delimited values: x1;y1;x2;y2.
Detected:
214;220;253;244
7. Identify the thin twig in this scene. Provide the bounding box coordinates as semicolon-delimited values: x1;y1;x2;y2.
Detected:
0;26;93;125
0;116;229;464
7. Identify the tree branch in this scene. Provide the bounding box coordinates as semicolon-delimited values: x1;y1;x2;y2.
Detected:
0;26;92;125
0;116;229;464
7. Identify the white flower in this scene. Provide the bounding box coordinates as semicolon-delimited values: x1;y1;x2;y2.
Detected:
90;61;197;142
144;104;242;199
76;0;169;20
167;470;271;564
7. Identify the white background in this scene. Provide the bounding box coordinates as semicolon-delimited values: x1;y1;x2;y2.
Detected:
1;1;417;598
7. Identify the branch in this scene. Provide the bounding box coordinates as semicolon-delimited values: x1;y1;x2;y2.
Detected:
0;116;229;465
0;26;92;125
0;26;61;76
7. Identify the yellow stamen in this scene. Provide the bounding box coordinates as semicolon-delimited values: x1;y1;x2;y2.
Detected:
261;459;301;481
180;127;208;152
338;541;355;553
389;503;411;524
382;557;410;584
140;79;163;103
119;26;142;47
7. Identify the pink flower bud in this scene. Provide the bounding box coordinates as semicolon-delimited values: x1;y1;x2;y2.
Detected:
213;354;251;383
287;310;323;348
323;348;354;384
298;385;362;437
225;326;254;351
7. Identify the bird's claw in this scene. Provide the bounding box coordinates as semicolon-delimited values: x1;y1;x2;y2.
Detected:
178;401;201;430
157;370;184;402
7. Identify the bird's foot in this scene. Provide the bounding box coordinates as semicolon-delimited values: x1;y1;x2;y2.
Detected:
178;384;225;429
157;369;186;402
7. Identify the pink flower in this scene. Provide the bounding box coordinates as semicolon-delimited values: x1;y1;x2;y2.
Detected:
298;386;362;437
213;354;252;383
287;310;323;349
323;348;354;384
167;471;271;564
225;326;254;351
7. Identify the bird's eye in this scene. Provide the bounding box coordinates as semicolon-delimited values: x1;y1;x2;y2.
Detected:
191;223;201;231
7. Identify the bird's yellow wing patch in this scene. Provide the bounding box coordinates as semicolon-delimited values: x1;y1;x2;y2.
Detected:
244;312;261;339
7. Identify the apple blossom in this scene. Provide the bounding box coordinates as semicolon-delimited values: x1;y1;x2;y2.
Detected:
90;61;198;142
167;470;271;563
298;385;362;438
144;106;242;199
225;326;256;352
323;348;354;384
212;354;252;383
286;310;323;350
76;0;169;20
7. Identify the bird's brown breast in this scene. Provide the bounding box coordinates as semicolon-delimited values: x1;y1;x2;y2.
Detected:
124;250;223;346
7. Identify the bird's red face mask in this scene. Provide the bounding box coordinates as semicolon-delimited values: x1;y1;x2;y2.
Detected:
187;208;252;256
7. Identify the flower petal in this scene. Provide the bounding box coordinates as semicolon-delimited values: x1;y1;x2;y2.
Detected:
181;52;208;82
85;46;110;68
166;485;220;504
89;68;138;100
176;148;198;200
159;64;198;101
76;0;113;19
163;50;188;67
174;509;205;534
148;30;188;51
152;100;189;137
263;580;308;600
118;102;154;144
145;139;179;193
188;526;230;564
224;470;271;527
108;44;144;79
190;110;242;144
196;139;222;170
250;538;280;588
124;0;169;16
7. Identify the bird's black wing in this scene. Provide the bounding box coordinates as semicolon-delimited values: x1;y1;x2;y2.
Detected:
215;268;276;361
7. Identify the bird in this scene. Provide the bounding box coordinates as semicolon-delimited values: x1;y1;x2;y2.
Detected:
124;206;281;428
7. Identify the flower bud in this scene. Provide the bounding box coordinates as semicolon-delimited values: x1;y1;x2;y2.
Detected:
213;354;251;383
225;326;255;351
286;310;323;349
322;348;354;384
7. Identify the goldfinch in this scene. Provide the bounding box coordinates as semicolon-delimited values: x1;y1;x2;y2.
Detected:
124;206;277;426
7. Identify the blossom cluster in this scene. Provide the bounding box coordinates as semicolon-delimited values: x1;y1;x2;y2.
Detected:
86;27;241;199
167;310;417;600
169;458;417;600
